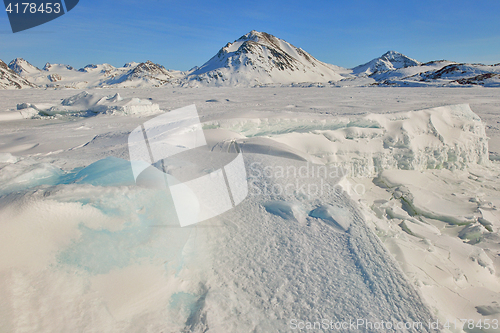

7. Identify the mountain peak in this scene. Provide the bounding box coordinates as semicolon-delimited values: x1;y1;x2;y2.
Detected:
10;57;27;64
239;30;267;41
8;58;40;76
380;50;417;62
1;58;35;89
382;50;402;57
131;61;167;75
128;60;173;80
352;51;421;75
236;30;282;48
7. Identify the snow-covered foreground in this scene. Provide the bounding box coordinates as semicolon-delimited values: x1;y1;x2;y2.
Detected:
0;87;499;332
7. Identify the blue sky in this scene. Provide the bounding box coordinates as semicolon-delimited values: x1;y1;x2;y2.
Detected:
1;0;499;70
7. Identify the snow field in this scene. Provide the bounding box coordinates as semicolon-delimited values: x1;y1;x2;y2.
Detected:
0;87;500;332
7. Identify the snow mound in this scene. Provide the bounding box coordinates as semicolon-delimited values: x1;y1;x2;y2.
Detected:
263;201;305;221
309;204;351;232
278;104;488;174
360;104;488;172
16;91;161;117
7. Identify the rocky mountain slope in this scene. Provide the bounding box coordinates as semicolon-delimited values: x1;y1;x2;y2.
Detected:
0;59;35;89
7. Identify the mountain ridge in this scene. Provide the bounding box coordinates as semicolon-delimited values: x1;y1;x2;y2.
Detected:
2;31;499;89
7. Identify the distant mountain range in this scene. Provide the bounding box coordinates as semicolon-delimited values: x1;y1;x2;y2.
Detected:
2;30;499;89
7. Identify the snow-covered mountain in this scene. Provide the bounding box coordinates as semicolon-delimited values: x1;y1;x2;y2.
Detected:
21;61;101;88
8;58;42;76
338;51;500;87
417;63;500;85
352;50;421;76
0;59;35;89
8;31;346;88
357;61;500;87
105;60;183;87
6;60;184;89
185;30;347;86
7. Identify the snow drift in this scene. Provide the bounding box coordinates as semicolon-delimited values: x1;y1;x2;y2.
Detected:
208;104;489;176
